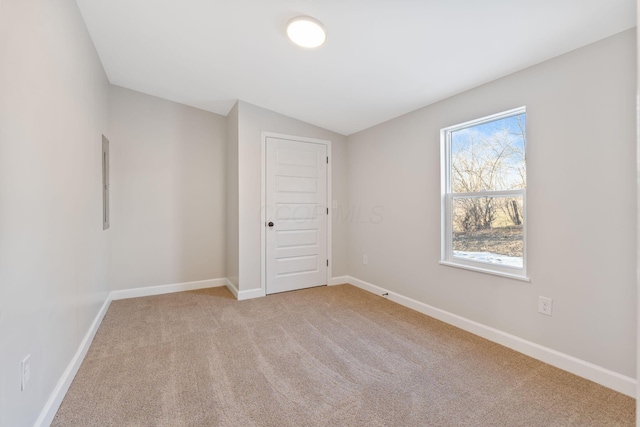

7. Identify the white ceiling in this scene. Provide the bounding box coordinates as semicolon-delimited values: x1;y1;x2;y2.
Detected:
76;0;636;136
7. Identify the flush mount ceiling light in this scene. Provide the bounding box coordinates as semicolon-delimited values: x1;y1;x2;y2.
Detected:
287;16;326;48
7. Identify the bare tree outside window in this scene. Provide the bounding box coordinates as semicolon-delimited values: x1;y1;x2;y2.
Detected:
442;109;527;274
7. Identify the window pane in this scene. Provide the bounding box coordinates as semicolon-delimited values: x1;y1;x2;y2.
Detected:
452;195;523;268
450;113;526;192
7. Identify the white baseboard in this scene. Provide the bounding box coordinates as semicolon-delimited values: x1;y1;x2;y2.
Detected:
231;277;349;299
35;294;113;427
225;280;265;301
36;277;229;425
225;278;239;299
345;276;637;398
329;276;349;286
226;276;348;300
237;287;266;300
111;278;226;300
224;279;265;301
36;275;636;427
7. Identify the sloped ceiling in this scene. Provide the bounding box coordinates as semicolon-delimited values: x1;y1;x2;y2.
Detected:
76;0;636;135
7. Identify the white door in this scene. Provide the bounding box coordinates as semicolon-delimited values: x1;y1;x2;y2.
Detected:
266;137;328;294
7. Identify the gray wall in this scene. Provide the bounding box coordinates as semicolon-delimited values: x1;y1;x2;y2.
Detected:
0;0;110;425
108;86;227;290
347;29;637;377
636;2;639;418
0;2;635;423
226;103;240;287
237;101;349;291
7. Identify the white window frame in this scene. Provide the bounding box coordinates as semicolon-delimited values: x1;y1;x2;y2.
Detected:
439;107;529;281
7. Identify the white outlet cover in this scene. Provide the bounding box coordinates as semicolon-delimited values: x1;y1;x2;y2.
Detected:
538;297;553;316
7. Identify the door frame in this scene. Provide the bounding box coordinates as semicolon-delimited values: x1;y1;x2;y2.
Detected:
261;132;332;296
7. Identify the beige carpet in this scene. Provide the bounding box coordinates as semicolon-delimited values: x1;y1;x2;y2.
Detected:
53;284;634;426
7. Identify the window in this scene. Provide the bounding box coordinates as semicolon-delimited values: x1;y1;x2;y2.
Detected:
440;107;527;280
102;135;110;230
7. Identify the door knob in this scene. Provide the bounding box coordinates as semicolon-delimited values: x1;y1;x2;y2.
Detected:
268;222;274;227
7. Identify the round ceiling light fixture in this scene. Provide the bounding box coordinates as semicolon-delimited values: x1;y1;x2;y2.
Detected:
286;16;326;48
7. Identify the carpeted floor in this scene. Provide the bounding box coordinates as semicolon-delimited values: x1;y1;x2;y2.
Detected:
53;284;635;426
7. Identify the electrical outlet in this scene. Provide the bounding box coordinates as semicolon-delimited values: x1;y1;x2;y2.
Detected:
21;354;31;391
538;297;553;316
363;255;368;265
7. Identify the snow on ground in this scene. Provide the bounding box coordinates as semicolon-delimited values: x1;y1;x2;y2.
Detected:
453;251;523;268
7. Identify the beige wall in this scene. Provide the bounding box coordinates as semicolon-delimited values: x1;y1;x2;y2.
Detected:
347;29;637;377
108;86;227;290
0;0;110;425
237;101;349;292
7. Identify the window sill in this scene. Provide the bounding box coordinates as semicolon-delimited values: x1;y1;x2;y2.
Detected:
439;261;530;282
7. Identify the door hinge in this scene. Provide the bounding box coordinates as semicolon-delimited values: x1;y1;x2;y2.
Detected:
327;260;329;267
326;156;328;164
327;207;329;215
